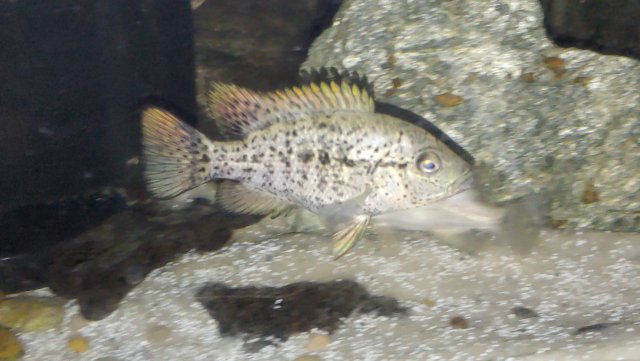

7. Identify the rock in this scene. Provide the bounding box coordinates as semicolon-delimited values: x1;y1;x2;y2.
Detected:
0;296;65;332
196;280;406;346
449;315;469;329
46;203;262;321
511;306;539;319
435;92;464;107
539;0;640;60
0;328;23;361
306;333;331;352
67;335;89;353
304;0;640;232
193;0;342;136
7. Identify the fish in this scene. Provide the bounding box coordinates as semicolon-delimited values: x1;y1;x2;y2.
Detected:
141;68;473;258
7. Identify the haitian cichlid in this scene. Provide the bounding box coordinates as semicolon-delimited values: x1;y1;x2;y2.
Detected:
141;68;473;258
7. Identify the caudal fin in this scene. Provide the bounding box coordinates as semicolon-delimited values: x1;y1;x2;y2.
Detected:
141;107;214;199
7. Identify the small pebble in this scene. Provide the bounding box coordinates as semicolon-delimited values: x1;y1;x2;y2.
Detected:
435;92;463;107
520;72;536;83
511;306;539;319
146;324;172;345
581;180;599;204
0;328;23;361
294;355;322;361
421;298;437;308
543;56;565;78
68;335;90;353
306;333;331;352
0;296;65;332
449;316;469;329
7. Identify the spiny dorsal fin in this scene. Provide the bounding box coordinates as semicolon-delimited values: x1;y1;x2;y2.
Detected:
207;67;375;137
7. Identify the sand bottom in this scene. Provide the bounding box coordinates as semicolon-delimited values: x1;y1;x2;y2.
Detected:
16;219;640;361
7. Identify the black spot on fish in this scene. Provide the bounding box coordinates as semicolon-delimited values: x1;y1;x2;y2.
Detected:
269;146;276;152
242;167;254;173
318;151;330;165
397;163;407;169
198;167;206;173
251;154;261;163
318;122;327;129
342;157;356;167
298;151;314;163
200;154;211;163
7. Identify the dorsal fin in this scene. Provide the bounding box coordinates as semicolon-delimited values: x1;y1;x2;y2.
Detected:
207;67;375;137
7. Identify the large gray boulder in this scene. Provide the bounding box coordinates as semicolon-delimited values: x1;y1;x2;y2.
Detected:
303;0;640;231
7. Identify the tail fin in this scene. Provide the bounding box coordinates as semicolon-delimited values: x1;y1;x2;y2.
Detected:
141;107;214;199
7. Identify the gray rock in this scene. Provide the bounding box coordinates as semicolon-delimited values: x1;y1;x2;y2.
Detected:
303;0;640;231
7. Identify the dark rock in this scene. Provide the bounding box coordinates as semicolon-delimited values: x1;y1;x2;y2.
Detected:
539;0;640;60
44;202;261;320
574;322;619;335
511;306;539;319
193;0;342;137
449;315;469;329
196;280;406;346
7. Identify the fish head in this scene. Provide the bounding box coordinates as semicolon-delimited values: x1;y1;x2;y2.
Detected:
402;133;473;206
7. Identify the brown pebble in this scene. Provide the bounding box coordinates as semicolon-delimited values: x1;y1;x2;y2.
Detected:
449;315;469;329
581;180;599;204
421;298;437;308
520;72;536;83
68;335;90;353
0;328;23;361
573;76;593;86
543;56;566;78
306;333;331;352
435;92;463;107
146;324;172;345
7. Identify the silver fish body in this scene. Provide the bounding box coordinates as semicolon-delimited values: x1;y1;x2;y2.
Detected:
141;68;472;258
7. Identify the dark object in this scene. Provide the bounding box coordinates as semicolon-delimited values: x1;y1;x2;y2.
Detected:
0;191;126;258
0;201;261;320
449;315;470;329
194;0;342;91
574;322;619;335
196;280;406;347
0;0;196;211
539;0;640;60
511;306;539;319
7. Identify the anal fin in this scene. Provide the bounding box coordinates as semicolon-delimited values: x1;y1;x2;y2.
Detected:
332;215;371;259
217;181;293;216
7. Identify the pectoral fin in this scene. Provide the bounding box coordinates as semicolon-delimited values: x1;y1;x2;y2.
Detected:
332;215;371;259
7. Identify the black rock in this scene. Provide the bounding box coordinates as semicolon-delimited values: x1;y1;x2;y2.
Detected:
511;306;539;319
539;0;640;60
43;202;262;320
196;280;406;347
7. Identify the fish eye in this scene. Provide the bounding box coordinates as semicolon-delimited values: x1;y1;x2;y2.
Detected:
416;151;441;174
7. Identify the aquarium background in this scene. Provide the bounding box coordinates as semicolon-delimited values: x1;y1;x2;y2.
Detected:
0;0;639;360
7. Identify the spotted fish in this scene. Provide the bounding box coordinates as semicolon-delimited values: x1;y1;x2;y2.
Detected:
141;68;473;258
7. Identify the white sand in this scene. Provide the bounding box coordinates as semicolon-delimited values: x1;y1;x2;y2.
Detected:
17;220;640;361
